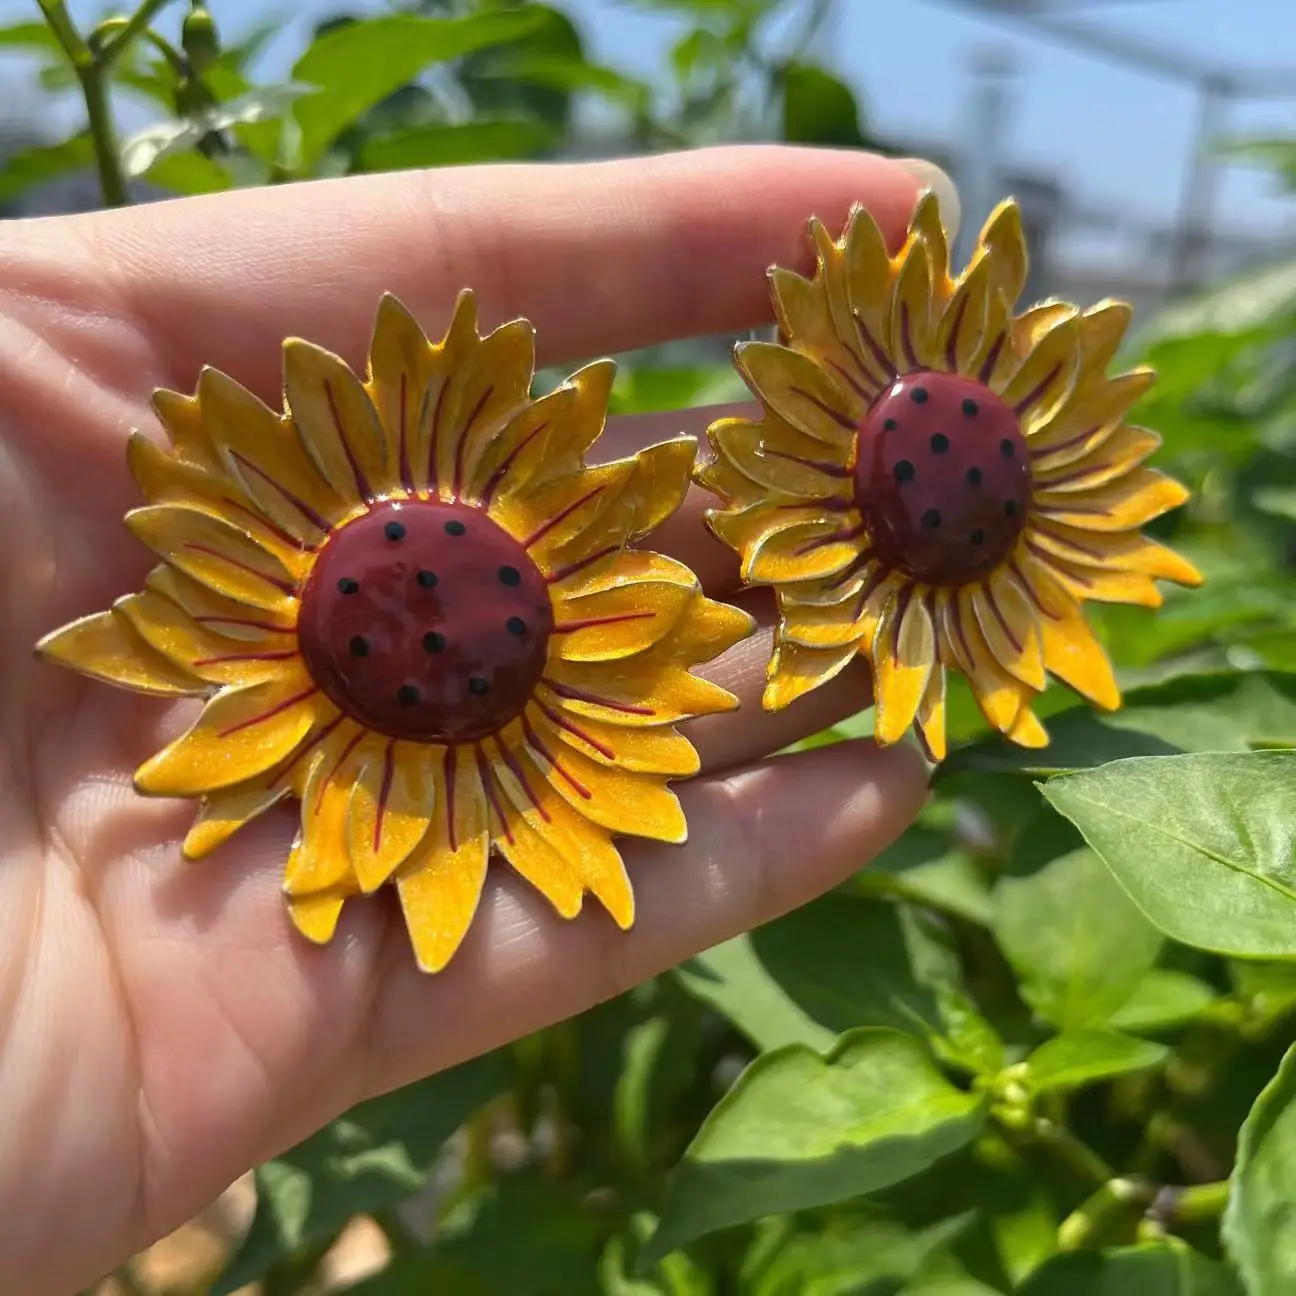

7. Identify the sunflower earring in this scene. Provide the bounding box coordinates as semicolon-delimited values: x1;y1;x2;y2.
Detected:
36;291;755;971
697;192;1202;760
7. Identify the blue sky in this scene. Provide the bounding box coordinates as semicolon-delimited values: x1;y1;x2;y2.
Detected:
4;0;1295;245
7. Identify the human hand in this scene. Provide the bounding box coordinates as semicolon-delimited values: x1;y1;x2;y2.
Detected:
0;145;938;1295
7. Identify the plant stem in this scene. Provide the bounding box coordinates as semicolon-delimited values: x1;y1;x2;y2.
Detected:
1030;1117;1117;1189
1057;1177;1156;1251
1147;1179;1231;1230
100;0;180;64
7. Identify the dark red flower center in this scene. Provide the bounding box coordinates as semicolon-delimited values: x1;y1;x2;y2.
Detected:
852;370;1031;584
298;499;553;743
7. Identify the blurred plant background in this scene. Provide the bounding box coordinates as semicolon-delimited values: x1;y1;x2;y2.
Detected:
5;0;1296;1293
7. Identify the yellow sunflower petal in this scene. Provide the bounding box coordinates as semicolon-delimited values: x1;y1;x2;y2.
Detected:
910;190;953;308
545;659;737;728
734;340;860;445
348;739;435;893
889;236;937;370
523;714;686;843
1029;522;1202;586
198;367;346;542
1075;300;1135;383
531;700;700;777
781;566;897;649
914;664;947;762
1034;425;1162;493
284;727;366;896
966;288;1015;391
1036;468;1191;532
836;210;900;389
1046;561;1165;608
972;571;1046;691
1027;371;1156;469
184;776;291;860
283;338;393;502
743;514;865;585
940;589;1026;733
934;253;990;375
494;812;585;920
366;293;436;495
116;589;298;686
997;313;1080;430
397;746;490;974
152;387;219;471
709;415;852;500
763;637;862;711
125;503;301;612
871;588;936;745
134;671;325;797
143;566;298;642
1014;553;1120;710
552;572;696;663
287;884;350;945
1007;707;1050;748
34;606;204;697
977;200;1029;308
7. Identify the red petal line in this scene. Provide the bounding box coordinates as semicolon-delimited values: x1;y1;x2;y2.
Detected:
453;385;494;500
826;546;875;591
763;448;851;478
481;421;549;509
314;727;364;810
372;739;396;852
423;382;449;495
545;544;620;585
855;316;899;381
192;649;301;666
222;497;308;552
899;303;920;370
194;614;297;634
795;520;866;556
851;566;888;622
443;745;458;851
398;372;415;493
1010;558;1062;622
218;685;318;737
545;679;654;716
944;293;969;372
228;455;333;535
1030;423;1101;461
522;715;591;800
1013;364;1063;418
554;611;656;633
983;583;1023;654
476;745;515;844
788;386;856;432
977;333;1007;384
949;593;977;666
828;357;874;404
323;380;373;502
184;545;297;596
494;735;551;822
525;485;605;550
271;714;343;788
891;583;914;664
1025;537;1094;588
537;701;615;760
1037;460;1115;490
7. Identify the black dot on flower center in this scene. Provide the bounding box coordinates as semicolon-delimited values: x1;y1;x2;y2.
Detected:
416;569;438;589
384;521;406;542
498;565;521;587
967;466;983;486
423;631;445;654
911;386;929;404
445;519;467;536
507;616;527;637
397;684;421;708
469;677;490;696
1004;500;1019;517
348;635;369;658
922;509;942;529
1000;438;1015;458
337;577;359;595
930;433;949;453
962;398;979;417
894;459;915;483
883;418;898;431
970;529;986;546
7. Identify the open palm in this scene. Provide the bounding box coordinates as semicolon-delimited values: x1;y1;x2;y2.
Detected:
0;145;934;1295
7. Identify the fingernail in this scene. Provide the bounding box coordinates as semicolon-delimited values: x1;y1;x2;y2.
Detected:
893;157;962;245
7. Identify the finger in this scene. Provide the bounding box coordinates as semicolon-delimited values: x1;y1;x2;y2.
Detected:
7;147;951;399
362;737;928;1094
685;588;873;773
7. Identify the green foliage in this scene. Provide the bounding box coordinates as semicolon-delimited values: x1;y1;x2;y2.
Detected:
10;2;1296;1293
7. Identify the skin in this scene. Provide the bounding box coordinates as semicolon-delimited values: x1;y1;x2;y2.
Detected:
0;144;936;1295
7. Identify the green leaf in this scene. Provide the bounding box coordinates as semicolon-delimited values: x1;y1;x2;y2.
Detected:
991;848;1162;1030
945;671;1296;777
0;21;60;53
0;134;94;203
1021;1242;1244;1295
608;366;750;415
144;150;234;195
1223;1040;1296;1294
645;1028;987;1262
1042;751;1296;958
675;894;942;1053
1024;1030;1168;1094
291;11;543;170
358;119;556;172
213;1052;508;1293
1107;969;1218;1033
856;826;994;926
780;62;869;148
